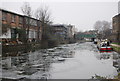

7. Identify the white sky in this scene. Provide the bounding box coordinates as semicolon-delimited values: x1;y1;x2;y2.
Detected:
0;0;119;31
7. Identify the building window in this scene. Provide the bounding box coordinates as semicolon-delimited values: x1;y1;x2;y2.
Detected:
25;17;29;24
29;30;34;38
30;19;37;26
11;15;16;23
35;31;37;38
19;17;23;24
2;12;7;21
30;19;33;26
11;28;17;38
34;20;37;26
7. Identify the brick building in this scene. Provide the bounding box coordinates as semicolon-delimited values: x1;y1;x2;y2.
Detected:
0;9;42;42
112;14;120;43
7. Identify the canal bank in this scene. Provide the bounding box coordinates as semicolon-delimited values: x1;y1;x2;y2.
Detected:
2;42;41;57
110;44;120;81
111;44;120;54
2;39;76;56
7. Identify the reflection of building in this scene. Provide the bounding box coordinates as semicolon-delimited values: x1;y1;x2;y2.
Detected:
95;54;111;60
0;9;42;41
113;54;120;72
112;14;120;43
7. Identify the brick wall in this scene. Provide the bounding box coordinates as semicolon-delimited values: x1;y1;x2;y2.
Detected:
1;9;42;40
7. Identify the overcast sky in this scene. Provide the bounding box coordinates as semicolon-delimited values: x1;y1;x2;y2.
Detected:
0;0;119;31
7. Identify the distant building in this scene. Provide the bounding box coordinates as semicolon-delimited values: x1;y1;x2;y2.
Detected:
0;9;42;42
51;24;75;40
112;14;120;43
50;24;68;40
67;24;75;39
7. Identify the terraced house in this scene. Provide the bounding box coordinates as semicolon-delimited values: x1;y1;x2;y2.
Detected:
0;9;42;44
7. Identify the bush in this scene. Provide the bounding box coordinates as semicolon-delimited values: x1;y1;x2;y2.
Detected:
48;39;59;48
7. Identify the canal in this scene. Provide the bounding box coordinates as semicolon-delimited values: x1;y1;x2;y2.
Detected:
1;42;120;79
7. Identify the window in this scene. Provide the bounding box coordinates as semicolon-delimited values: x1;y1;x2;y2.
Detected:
30;19;33;25
30;19;37;26
29;30;34;38
2;12;7;21
34;20;37;26
11;28;16;38
11;14;16;23
25;18;28;24
19;17;23;24
35;31;37;38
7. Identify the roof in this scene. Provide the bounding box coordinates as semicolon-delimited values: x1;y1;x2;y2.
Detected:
2;9;24;17
113;14;120;18
1;8;38;20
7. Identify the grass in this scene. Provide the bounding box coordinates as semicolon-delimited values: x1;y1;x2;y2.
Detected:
112;46;120;52
93;73;120;81
114;73;120;81
112;42;120;45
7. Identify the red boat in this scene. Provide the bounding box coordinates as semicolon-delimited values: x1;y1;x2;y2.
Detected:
97;40;113;53
99;46;113;53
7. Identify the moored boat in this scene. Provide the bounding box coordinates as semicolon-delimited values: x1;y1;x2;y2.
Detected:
97;39;113;53
99;46;113;53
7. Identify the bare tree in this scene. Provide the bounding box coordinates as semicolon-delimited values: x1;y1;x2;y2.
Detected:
102;21;111;31
21;2;32;42
94;20;111;39
94;21;102;33
21;2;32;17
34;6;52;41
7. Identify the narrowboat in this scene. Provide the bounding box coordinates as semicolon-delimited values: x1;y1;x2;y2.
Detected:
97;39;113;53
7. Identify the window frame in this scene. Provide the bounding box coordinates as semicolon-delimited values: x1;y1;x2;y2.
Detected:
11;14;16;23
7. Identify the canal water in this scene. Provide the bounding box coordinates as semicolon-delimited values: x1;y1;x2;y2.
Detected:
1;42;120;79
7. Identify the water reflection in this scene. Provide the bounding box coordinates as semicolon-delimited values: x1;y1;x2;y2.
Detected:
2;44;75;79
95;53;112;60
1;42;119;79
113;52;120;72
94;50;120;77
